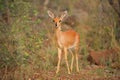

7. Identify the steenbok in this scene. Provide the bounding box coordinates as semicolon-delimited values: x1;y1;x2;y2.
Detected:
47;10;80;74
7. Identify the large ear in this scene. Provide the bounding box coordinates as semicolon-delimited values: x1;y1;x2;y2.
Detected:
47;10;55;19
60;11;68;20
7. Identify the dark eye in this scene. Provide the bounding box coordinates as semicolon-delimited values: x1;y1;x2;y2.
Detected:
53;20;55;22
59;20;61;22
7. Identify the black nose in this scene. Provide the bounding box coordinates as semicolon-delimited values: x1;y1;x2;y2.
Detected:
55;23;57;26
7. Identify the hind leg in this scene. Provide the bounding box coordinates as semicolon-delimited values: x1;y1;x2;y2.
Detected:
64;48;71;74
69;50;74;72
75;47;79;72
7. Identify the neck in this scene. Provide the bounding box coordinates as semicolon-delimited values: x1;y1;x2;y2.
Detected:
55;26;62;39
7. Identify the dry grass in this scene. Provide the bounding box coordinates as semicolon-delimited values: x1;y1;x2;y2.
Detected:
0;0;120;80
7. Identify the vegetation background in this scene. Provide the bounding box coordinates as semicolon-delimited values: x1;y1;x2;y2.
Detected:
0;0;120;80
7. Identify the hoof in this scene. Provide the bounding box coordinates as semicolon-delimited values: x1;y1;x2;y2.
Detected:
56;70;59;74
68;71;71;74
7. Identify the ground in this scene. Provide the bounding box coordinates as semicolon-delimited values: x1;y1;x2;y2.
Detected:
29;65;120;80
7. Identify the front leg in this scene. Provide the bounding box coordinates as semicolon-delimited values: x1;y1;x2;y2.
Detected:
56;48;62;74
